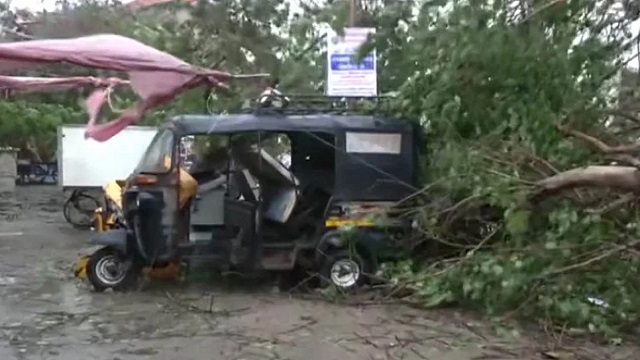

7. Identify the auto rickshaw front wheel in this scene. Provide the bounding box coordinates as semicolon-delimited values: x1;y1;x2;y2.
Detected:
87;247;142;292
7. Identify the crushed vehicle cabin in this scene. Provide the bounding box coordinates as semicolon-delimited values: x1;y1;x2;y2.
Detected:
75;94;419;292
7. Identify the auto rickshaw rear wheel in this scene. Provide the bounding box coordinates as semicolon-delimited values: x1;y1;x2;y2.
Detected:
87;247;142;292
319;249;370;292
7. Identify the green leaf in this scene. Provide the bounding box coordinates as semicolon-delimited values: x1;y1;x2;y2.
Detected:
506;209;530;236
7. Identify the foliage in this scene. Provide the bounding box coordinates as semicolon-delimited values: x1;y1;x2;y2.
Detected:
376;0;640;338
2;0;640;338
0;98;85;160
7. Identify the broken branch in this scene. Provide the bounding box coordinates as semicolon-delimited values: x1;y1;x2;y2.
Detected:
585;193;637;215
607;154;640;168
557;125;640;154
605;109;640;124
533;165;640;199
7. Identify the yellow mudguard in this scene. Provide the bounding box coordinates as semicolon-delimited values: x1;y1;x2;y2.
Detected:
103;181;123;210
75;255;90;280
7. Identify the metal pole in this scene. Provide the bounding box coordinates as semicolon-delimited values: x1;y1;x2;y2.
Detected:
348;0;357;109
349;0;356;26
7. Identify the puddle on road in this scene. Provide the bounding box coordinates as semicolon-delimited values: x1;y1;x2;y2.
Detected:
33;281;94;315
0;277;16;285
0;198;21;222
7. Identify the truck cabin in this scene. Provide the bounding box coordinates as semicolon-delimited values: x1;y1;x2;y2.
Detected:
163;114;416;243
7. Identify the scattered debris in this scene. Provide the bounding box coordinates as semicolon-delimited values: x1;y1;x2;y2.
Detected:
586;296;610;308
542;350;576;359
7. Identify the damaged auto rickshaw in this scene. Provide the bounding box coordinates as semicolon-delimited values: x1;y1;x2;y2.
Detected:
75;94;419;292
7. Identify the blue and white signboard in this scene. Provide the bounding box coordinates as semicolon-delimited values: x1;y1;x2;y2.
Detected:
326;27;377;97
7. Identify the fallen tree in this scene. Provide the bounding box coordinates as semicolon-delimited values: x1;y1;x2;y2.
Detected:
375;0;640;337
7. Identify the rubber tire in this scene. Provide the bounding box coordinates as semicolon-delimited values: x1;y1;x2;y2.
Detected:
63;192;100;229
319;249;369;292
87;247;141;293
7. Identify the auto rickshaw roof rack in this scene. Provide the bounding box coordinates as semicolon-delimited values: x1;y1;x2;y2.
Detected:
244;83;396;116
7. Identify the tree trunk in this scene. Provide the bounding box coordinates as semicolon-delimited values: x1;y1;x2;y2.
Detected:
534;165;640;199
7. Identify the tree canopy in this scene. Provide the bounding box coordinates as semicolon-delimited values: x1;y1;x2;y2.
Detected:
3;0;640;337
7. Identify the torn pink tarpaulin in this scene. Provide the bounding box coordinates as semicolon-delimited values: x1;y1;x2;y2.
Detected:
0;76;130;135
0;75;128;93
0;34;266;141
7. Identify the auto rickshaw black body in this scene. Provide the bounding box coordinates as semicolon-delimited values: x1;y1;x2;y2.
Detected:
80;108;419;292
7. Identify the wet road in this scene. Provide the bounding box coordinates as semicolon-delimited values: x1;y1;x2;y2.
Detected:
0;186;636;359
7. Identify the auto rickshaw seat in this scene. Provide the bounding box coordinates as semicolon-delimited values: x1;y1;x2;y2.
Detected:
231;146;299;224
189;174;227;226
197;175;227;193
263;187;298;224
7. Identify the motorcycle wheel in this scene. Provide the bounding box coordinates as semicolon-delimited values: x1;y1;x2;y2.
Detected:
63;191;100;228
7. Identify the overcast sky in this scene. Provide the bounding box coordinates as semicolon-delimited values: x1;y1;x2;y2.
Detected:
13;0;56;11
